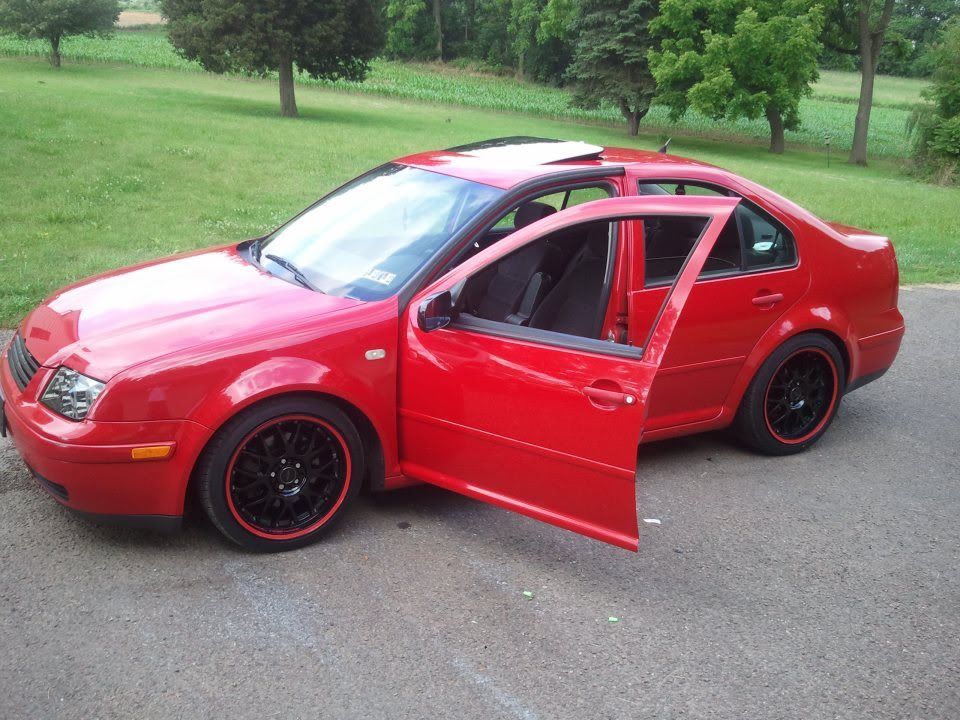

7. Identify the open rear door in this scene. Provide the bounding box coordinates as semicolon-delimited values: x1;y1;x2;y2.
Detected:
398;196;738;550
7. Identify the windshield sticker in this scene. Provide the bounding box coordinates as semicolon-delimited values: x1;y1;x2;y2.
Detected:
364;269;397;286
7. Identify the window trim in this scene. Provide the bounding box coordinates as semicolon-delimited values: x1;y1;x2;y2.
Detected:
636;179;799;288
400;166;626;309
443;179;621;271
451;313;644;360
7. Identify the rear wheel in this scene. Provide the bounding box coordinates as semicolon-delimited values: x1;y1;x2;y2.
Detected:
734;334;845;455
197;397;363;552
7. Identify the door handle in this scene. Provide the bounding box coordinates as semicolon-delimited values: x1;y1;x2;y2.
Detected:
582;386;636;407
752;292;784;306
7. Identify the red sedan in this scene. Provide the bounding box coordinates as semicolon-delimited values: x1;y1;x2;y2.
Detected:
0;138;904;552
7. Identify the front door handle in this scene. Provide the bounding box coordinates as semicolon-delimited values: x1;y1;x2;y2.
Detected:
752;292;784;307
582;386;636;407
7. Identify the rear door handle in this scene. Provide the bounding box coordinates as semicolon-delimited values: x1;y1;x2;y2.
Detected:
582;386;636;407
752;292;784;306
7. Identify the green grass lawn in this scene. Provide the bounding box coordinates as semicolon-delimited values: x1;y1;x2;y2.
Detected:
813;69;928;110
0;30;924;157
0;58;957;327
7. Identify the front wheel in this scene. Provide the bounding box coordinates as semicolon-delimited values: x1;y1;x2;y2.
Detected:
734;334;845;456
197;397;363;552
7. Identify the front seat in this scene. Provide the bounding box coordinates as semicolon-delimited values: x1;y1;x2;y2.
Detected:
472;202;559;322
528;226;609;339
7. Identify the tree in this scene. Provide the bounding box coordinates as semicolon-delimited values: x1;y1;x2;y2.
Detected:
566;0;658;136
508;0;541;78
0;0;119;68
650;0;823;153
432;0;444;59
161;0;383;118
909;19;960;180
460;0;513;69
384;0;440;59
878;0;960;76
823;0;898;164
380;0;573;80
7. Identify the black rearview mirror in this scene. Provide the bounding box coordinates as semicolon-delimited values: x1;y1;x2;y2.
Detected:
417;291;454;332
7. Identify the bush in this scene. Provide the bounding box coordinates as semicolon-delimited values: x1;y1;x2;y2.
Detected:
909;19;960;182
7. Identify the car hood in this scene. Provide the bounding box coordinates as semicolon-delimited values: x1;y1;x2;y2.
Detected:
20;246;362;380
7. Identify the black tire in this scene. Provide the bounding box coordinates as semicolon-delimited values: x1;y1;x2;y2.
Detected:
196;396;364;552
733;334;845;456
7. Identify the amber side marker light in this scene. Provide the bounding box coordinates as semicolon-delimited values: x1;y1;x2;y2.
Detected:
131;446;173;461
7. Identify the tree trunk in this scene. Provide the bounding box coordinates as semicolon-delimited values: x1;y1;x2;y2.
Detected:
849;54;875;165
278;53;298;118
620;99;649;137
432;0;444;61
766;106;785;154
48;35;61;68
848;0;895;166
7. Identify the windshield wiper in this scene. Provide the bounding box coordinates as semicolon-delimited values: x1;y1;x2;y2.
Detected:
264;253;323;293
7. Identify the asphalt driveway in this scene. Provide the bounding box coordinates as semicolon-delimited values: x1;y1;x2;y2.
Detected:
1;286;957;720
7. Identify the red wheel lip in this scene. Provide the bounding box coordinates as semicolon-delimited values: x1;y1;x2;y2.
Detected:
225;414;352;541
763;347;839;445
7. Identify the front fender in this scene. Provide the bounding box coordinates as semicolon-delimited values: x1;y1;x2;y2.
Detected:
189;356;377;432
91;300;402;482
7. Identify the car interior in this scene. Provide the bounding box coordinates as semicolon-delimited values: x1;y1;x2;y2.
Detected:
449;180;795;344
457;201;614;340
639;181;795;284
643;215;731;285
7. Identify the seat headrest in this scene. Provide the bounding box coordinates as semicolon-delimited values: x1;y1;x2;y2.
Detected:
514;201;556;229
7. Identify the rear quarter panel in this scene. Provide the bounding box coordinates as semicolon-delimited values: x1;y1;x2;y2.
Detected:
730;221;903;407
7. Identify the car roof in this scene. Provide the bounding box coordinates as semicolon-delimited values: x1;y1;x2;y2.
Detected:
394;136;727;190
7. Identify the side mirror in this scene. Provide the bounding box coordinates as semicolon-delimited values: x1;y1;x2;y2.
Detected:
417;291;454;332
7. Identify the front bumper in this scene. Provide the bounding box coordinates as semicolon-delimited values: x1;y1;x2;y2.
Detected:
1;343;209;521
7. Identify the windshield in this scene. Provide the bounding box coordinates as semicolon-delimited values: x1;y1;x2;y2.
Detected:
259;164;503;300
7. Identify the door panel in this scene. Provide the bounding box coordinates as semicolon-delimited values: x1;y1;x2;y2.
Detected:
398;196;737;550
636;267;809;430
400;331;650;549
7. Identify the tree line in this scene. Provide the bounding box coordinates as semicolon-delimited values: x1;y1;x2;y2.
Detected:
1;0;958;172
387;0;958;164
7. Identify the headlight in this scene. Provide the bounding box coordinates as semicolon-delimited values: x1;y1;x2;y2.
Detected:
40;367;106;421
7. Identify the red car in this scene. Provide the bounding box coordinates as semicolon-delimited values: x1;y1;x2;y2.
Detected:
0;138;904;552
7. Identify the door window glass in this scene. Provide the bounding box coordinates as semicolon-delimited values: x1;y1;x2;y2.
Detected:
643;215;716;286
638;180;796;284
737;204;797;269
489;185;613;234
639;182;726;197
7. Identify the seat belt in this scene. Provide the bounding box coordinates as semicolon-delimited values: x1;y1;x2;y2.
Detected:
505;272;551;326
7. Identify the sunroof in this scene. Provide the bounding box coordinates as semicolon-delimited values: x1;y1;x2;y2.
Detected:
447;137;604;164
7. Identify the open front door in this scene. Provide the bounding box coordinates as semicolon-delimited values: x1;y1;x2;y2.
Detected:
398;196;738;550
